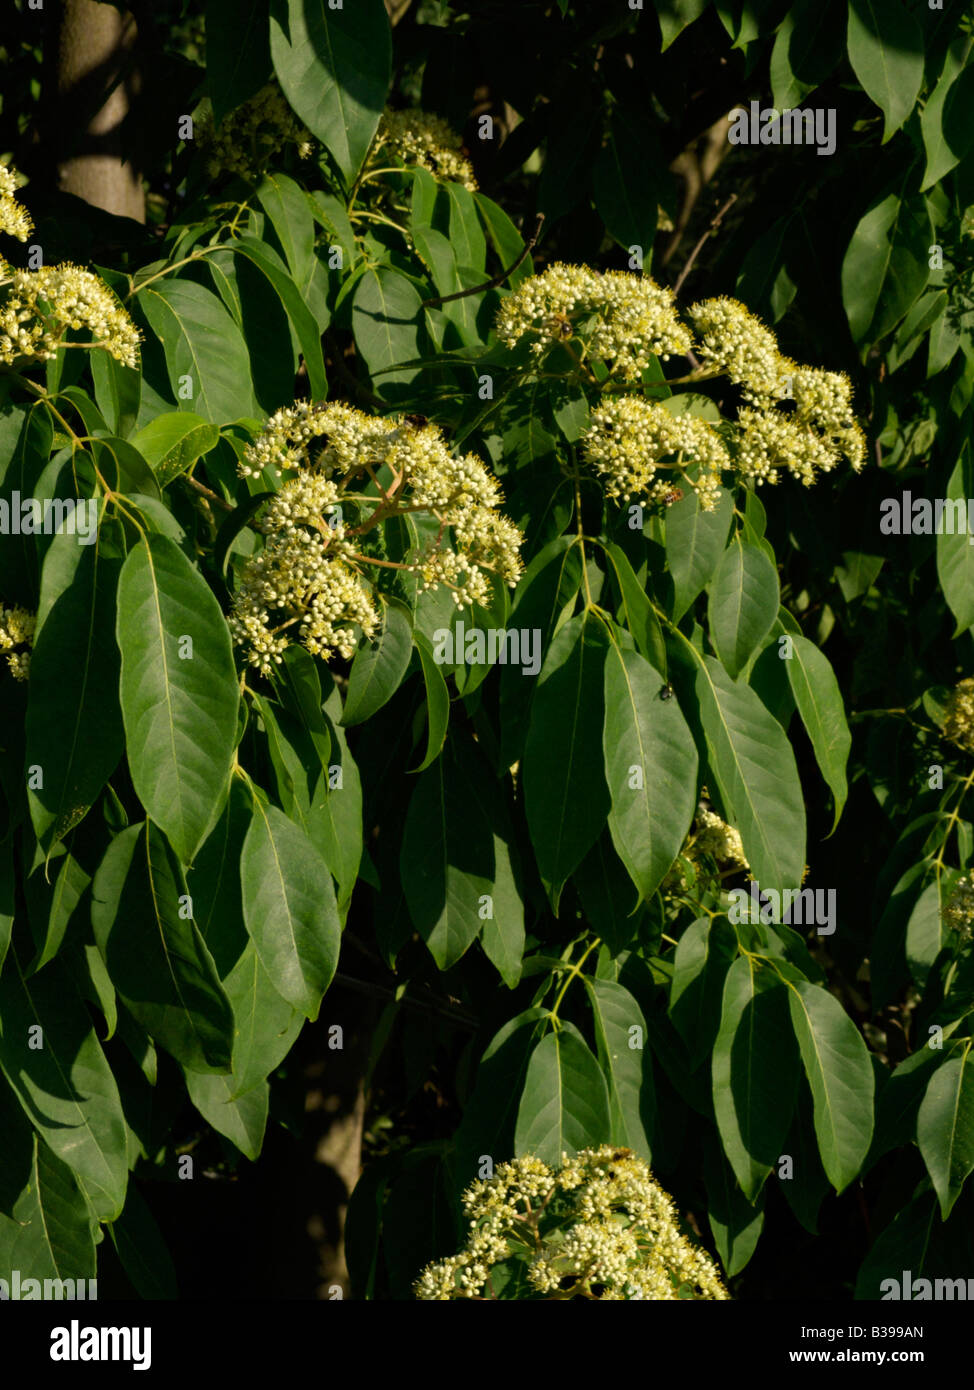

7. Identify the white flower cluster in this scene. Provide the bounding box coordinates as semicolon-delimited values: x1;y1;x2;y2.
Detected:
0;163;32;250
582;395;729;511
0;602;35;681
495;263;693;380
375;108;477;190
414;1146;729;1300
692;806;749;870
1;262;140;368
196;85;314;181
231;401;524;673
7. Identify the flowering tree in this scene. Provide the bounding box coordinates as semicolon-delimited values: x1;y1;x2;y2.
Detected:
0;0;973;1304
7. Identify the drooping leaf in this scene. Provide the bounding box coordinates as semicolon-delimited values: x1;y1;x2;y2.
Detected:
783;635;851;832
846;0;924;142
583;978;654;1162
788;979;874;1193
514;1024;612;1164
917;1050;974;1220
707;535;779;680
116;534;239;865
139;279;258;423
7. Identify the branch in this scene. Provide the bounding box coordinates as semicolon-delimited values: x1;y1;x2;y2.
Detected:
422;212;544;308
671;193;738;298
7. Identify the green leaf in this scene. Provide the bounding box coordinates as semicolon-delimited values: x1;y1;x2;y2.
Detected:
351;268;424;389
783;635;851;831
669;916;737;1069
256;173;316;293
936;442;974;637
454;1008;549;1187
90;822;235;1072
138;279;258;424
269;0;391;185
523;611;611;907
704;1138;764;1277
0;838;13;974
846;0;924;142
665;486;733;623
514;1024;612;1164
658;0;710;51
0;1137;96;1286
712;955;800;1200
499;537;584;768
26;525;124;853
689;652;806;895
603;542;666;671
411;631;450;772
708;535;779;680
602;643;697;901
129;412;220;489
205;0;271;124
230;236;328;400
920;42;974;191
769;0;843;110
89;351;142;439
474;192;532;287
583;978;654;1161
400;737;522;974
26;851;91;978
184;1072;269;1161
240;799;340;1020
0;953;128;1219
342;597;413;726
918;1051;974;1219
116;535;239;865
592;109;658;256
787;979;874;1192
108;1181;178;1299
841;190;931;344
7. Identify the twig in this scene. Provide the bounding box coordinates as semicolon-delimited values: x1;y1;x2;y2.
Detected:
184;474;234;511
422;213;544;308
671;193;738;298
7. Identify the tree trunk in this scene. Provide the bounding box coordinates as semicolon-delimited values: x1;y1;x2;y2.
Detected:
55;0;144;221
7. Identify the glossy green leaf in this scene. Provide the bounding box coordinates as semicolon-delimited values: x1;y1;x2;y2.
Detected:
269;0;391;185
602;643;697;902
0;1137;96;1286
523;611;611;907
139;279;258;424
783;635;851;832
90;822;235;1072
230;236;327;400
918;1050;974;1219
351;268;424;389
514;1024;612;1164
184;1072;269;1161
708;535;779;679
841;190;931;344
788;979;874;1192
116;535;239;865
411;631;450;772
847;0;924;142
0;953;128;1219
936;442;974;637
665;486;733;623
205;0;270;123
712;955;800;1200
240;799;340;1020
704;1138;764;1277
342;597;413;726
583;978;654;1162
129;412;220;488
691;652;806;895
26;527;124;853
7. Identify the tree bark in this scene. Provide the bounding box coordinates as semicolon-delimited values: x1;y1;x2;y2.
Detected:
55;0;144;221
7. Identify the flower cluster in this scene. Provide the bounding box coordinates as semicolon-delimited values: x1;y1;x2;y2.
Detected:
495;263;693;380
692;806;749;870
231;402;524;674
195;85;314;181
943;677;974;755
414;1146;728;1300
943;874;974;943
495;266;865;511
0;602;35;681
1;263;140;368
583;395;729;511
0;164;32;251
374;108;477;190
